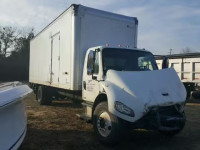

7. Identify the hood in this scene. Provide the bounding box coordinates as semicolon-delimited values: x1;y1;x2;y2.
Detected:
106;68;186;107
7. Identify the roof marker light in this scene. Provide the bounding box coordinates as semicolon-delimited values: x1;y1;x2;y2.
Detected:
106;43;109;47
118;44;122;48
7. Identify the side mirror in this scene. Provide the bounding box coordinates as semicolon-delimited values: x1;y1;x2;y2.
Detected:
162;56;169;69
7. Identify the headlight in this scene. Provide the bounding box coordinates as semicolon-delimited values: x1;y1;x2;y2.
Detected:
115;101;135;117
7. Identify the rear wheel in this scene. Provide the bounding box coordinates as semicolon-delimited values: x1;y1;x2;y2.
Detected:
37;86;52;105
93;102;121;144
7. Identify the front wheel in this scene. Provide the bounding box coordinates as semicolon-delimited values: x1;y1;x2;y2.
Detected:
93;102;121;144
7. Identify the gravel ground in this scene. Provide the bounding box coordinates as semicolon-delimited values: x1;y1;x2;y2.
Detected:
19;93;200;150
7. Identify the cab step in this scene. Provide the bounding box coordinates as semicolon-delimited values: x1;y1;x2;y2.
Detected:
76;113;91;123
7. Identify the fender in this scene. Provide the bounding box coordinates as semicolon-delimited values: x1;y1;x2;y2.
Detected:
99;81;148;122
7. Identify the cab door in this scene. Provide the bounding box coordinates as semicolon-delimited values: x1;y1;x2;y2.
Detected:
82;50;100;102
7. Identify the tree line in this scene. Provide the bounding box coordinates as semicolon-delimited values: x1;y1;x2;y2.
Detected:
0;26;34;81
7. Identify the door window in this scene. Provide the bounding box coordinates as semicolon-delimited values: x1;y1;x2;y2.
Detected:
87;50;99;75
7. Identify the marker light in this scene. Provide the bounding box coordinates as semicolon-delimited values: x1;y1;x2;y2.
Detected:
106;43;109;47
118;44;122;48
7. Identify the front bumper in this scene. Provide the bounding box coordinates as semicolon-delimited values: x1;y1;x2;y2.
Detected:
132;105;186;131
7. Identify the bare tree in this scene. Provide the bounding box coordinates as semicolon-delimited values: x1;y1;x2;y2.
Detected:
0;26;34;81
180;47;193;54
0;26;20;57
14;28;34;53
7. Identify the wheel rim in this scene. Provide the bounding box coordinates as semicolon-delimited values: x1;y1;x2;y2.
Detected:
97;111;112;137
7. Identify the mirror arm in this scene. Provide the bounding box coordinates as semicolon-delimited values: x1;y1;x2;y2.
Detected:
92;75;97;80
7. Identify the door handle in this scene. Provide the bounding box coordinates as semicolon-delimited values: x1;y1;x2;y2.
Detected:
83;81;86;90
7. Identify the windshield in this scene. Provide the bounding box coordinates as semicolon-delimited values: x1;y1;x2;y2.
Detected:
102;48;158;75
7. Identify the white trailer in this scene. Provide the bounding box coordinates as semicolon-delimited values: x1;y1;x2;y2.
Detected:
30;4;187;143
156;53;200;96
156;53;200;83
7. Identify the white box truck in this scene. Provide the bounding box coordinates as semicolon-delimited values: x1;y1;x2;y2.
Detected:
29;4;187;143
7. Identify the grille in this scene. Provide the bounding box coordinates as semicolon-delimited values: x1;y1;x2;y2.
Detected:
158;105;179;116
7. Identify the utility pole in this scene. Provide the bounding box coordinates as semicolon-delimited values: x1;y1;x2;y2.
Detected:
169;48;173;55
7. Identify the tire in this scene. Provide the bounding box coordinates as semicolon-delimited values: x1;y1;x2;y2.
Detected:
37;86;52;105
93;102;121;144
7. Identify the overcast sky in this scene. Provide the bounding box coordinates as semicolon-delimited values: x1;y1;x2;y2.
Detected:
0;0;199;55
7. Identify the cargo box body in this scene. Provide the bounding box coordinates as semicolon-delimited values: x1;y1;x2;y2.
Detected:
29;4;138;90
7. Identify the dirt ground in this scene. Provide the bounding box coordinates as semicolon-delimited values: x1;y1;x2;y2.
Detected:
19;93;200;150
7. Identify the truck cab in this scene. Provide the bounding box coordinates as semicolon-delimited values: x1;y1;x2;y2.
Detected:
82;46;186;143
83;46;158;102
